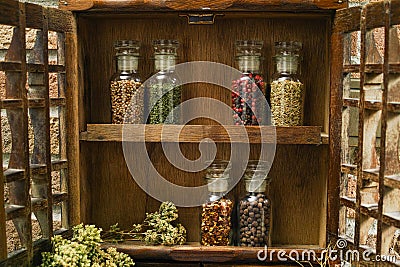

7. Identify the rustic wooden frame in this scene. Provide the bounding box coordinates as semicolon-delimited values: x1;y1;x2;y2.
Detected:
337;0;400;262
0;0;77;265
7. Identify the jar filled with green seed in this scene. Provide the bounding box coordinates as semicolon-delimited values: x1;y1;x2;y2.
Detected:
270;41;304;126
110;40;143;124
147;40;181;124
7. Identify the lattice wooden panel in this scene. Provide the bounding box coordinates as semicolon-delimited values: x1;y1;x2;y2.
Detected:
0;0;75;264
336;0;400;263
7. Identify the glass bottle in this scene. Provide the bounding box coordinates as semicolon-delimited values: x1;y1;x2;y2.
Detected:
238;161;272;247
148;40;181;124
232;40;266;126
110;40;143;124
201;161;233;246
270;41;304;126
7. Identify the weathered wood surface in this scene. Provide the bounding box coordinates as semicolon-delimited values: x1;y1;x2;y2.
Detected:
60;0;346;11
102;241;324;263
334;0;400;33
81;124;322;144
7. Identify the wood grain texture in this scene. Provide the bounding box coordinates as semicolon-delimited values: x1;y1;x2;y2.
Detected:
102;241;324;263
0;108;6;260
81;124;322;144
0;0;19;26
60;0;346;11
327;29;342;247
65;29;81;226
79;13;330;129
75;9;331;248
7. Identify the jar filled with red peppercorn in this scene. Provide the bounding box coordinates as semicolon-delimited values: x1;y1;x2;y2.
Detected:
232;40;267;125
201;161;233;246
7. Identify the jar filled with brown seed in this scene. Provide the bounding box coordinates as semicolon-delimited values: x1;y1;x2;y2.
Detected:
110;40;144;124
238;160;272;247
201;161;233;246
270;41;304;126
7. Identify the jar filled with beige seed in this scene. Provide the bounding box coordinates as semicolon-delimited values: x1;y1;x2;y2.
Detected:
110;40;144;124
270;41;304;126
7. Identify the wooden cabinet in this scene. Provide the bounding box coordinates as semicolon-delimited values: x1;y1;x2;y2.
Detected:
0;0;399;265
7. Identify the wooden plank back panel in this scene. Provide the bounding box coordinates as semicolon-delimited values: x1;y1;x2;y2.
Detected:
79;13;330;131
83;141;327;245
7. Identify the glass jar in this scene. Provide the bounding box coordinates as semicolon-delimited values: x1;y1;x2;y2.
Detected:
238;161;272;247
201;161;233;246
270;41;304;126
148;40;181;124
110;40;143;124
232;40;266;126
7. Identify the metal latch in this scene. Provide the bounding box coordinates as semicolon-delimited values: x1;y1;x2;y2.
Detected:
179;14;224;25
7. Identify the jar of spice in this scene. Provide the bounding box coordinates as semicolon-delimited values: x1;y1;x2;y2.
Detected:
270;41;304;126
232;40;267;126
110;40;143;124
201;161;233;246
148;39;181;124
238;161;272;247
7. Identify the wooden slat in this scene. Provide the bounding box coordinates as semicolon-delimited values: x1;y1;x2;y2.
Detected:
52;192;68;204
340;196;379;219
354;4;368;249
343;63;400;73
47;8;75;32
48;65;65;72
102;241;324;263
0;0;19;26
333;6;361;33
4;169;25;183
60;0;346;12
343;98;383;110
80;124;322;144
384;174;400;189
31;198;47;213
0;98;65;109
5;205;26;221
25;3;44;29
0;62;21;72
0;93;6;260
51;160;68;171
50;97;66;107
383;212;400;228
328;28;344;250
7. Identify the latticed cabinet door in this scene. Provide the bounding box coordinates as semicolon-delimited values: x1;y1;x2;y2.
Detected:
332;0;400;265
0;0;79;265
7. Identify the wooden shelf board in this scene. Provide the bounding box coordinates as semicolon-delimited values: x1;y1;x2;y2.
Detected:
80;124;322;144
102;241;324;263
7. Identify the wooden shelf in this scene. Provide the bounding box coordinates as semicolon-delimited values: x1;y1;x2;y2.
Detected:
102;241;323;264
80;124;323;145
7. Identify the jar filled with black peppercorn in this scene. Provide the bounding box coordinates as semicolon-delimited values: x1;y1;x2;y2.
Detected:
238;161;272;247
147;40;181;124
110;40;144;124
270;41;304;126
232;40;267;126
201;161;233;246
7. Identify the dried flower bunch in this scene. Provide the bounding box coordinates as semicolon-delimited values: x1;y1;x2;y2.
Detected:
40;224;134;267
108;201;186;246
